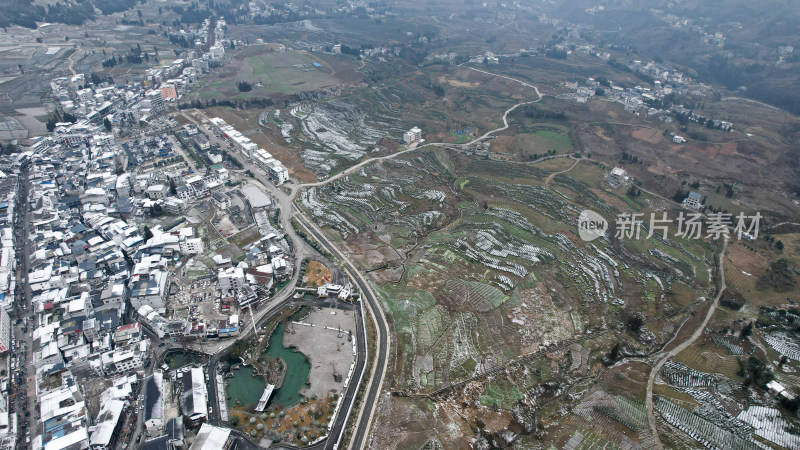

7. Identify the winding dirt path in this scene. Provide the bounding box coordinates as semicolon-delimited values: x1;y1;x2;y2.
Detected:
545;157;582;189
292;66;543;197
645;236;728;449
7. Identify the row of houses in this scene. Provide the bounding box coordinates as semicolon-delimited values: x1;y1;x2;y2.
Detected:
207;117;290;184
0;154;23;448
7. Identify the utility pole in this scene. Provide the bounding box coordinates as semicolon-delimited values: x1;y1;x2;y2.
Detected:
248;304;257;334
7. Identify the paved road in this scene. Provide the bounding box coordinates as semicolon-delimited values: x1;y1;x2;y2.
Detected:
13;161;37;448
645;237;728;449
293;214;387;450
180;113;376;449
182;67;546;449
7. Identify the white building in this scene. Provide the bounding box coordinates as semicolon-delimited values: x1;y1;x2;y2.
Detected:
209;43;225;60
683;191;702;209
403;127;422;144
218;267;245;293
269;161;289;184
147;184;168;200
88;397;125;450
163;197;187;215
190;423;231;450
179;367;208;426
180;238;204;255
100;340;149;375
0;308;9;353
129;270;170;313
92;134;114;147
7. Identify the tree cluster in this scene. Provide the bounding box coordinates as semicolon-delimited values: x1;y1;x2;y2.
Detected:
545;49;567;59
620;151;639;164
521;106;567;121
757;258;796;292
737;356;774;388
178;97;274;110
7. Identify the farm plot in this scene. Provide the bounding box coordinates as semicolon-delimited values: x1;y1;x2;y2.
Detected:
660;360;719;387
673;342;743;380
763;332;800;361
299;152;459;240
737;406;800;449
450;205;627;310
574;389;648;436
303;144;717;440
293;98;389;178
655;397;760;450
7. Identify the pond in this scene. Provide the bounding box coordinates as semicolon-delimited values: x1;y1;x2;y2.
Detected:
226;365;265;410
164;350;204;369
263;322;311;408
226;322;311;410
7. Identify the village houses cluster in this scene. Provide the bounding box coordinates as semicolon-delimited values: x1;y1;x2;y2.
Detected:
0;14;317;450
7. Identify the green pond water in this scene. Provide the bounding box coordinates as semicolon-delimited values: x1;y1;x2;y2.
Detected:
226;365;265;410
226;322;311;409
164;351;203;369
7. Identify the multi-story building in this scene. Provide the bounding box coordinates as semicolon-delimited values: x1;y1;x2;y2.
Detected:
147;184;168;200
100;340;149;375
179;237;204;255
128;270;170;313
179;367;208;427
683;191;702;209
0;309;9;353
218;267;245;294
163;197;187;215
403;127;422;144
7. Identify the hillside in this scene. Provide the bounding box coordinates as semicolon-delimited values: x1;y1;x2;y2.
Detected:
0;0;139;29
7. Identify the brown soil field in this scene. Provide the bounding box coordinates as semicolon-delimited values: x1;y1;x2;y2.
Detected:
725;243;768;276
304;260;332;287
719;141;737;156
646;163;678;176
438;75;479;88
631;127;662;144
490;135;516;154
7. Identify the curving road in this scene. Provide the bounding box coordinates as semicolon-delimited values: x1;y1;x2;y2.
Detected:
645;237;728;449
184;66;546;449
286;68;544;449
290;65;542;199
544;156;582;190
293;214;389;450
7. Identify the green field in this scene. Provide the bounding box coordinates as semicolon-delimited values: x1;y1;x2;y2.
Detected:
194;48;345;100
448;131;471;144
534;129;572;152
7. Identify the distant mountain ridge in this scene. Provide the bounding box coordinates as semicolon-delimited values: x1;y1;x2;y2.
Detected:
0;0;139;29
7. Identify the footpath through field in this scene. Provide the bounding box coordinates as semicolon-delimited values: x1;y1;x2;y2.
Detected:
645;237;728;450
